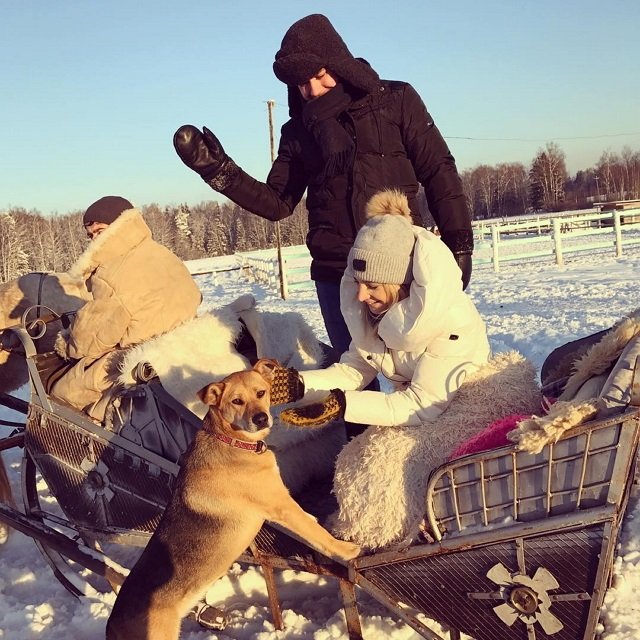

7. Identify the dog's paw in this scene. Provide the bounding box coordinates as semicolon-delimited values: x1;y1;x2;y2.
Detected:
334;540;361;561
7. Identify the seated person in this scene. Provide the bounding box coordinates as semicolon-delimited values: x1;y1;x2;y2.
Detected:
273;188;491;429
51;196;202;421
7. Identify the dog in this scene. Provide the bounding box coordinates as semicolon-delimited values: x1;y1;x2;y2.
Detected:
106;358;360;640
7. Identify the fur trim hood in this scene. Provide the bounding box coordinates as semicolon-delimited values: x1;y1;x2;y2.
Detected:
559;308;640;401
341;226;478;353
67;208;150;280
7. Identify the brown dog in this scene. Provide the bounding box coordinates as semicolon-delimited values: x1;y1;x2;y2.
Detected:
106;358;359;640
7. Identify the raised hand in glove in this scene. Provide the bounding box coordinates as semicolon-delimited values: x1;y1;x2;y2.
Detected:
270;364;305;406
455;252;472;290
280;389;346;428
173;125;237;191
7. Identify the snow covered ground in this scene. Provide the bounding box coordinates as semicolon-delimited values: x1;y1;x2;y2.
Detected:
1;245;639;639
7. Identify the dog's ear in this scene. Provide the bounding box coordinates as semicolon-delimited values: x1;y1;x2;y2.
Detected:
197;382;225;406
253;358;279;382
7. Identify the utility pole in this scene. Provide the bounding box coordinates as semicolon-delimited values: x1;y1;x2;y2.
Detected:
267;99;287;299
594;174;601;202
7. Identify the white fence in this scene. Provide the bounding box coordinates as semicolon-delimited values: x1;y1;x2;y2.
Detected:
229;208;640;297
236;246;312;298
474;209;640;271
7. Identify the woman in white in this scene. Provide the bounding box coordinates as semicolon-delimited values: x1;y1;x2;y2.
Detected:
276;188;490;429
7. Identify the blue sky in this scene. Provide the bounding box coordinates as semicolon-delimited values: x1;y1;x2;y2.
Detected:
2;0;639;216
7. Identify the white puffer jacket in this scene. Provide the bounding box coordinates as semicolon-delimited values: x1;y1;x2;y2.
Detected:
301;227;490;426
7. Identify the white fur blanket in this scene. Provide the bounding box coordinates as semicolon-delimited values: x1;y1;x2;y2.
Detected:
118;294;323;419
117;294;344;493
329;351;542;551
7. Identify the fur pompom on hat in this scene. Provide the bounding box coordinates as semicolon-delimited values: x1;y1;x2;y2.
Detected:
348;190;415;285
273;14;379;93
82;196;133;227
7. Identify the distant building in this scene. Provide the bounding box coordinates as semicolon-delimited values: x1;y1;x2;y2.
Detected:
595;199;640;224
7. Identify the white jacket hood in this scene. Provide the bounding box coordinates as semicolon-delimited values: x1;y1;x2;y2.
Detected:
340;226;473;353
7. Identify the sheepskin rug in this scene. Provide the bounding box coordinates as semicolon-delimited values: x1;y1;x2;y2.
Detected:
117;294;345;494
508;399;598;454
330;350;542;551
558;307;640;402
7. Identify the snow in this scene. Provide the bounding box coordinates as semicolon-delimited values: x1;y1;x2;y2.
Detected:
1;245;639;639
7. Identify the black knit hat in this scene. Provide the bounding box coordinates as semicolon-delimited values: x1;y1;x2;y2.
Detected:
82;196;133;227
273;14;379;93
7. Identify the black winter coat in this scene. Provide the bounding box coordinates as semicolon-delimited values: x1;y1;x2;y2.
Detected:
222;80;472;282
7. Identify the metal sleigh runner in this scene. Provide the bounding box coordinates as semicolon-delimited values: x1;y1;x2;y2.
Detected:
0;310;639;640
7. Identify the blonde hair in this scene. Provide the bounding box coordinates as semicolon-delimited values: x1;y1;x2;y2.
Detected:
380;282;409;307
362;281;410;324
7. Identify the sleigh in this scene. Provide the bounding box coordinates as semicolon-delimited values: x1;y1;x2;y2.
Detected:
0;310;639;640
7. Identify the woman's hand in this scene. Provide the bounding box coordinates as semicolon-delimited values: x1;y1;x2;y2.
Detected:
279;389;346;427
270;364;305;406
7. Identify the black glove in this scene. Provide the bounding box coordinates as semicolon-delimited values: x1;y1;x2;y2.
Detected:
455;252;472;290
173;125;235;190
280;389;346;428
440;229;473;291
270;364;305;406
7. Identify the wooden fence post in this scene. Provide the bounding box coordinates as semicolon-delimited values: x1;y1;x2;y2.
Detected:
279;256;289;299
491;225;500;272
614;212;623;257
552;218;564;266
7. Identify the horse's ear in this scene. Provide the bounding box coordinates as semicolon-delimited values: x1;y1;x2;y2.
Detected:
253;358;278;382
197;382;225;406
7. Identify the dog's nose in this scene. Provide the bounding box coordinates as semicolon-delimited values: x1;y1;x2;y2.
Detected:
252;412;269;429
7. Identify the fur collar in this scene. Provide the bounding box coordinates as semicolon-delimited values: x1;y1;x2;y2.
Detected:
117;294;325;420
67;209;151;280
559;308;640;401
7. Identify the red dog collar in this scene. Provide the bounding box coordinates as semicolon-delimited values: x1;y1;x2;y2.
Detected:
214;432;267;454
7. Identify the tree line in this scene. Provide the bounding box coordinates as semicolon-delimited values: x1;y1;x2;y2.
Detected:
1;144;639;283
461;144;640;219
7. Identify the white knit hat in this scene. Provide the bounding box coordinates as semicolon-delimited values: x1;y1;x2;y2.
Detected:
348;189;415;284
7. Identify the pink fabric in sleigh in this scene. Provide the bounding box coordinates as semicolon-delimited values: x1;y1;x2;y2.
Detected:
448;414;529;460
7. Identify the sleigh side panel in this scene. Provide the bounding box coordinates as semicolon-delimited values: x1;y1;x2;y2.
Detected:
352;409;639;640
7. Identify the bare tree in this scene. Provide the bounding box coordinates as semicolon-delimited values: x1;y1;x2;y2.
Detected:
529;142;567;211
0;212;30;282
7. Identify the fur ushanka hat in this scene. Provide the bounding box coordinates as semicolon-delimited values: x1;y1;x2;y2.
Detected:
348;190;416;285
273;14;379;114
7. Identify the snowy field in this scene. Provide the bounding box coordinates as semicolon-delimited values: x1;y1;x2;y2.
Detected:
1;246;639;639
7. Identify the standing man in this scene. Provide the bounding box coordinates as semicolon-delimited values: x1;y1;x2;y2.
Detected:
174;13;472;357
